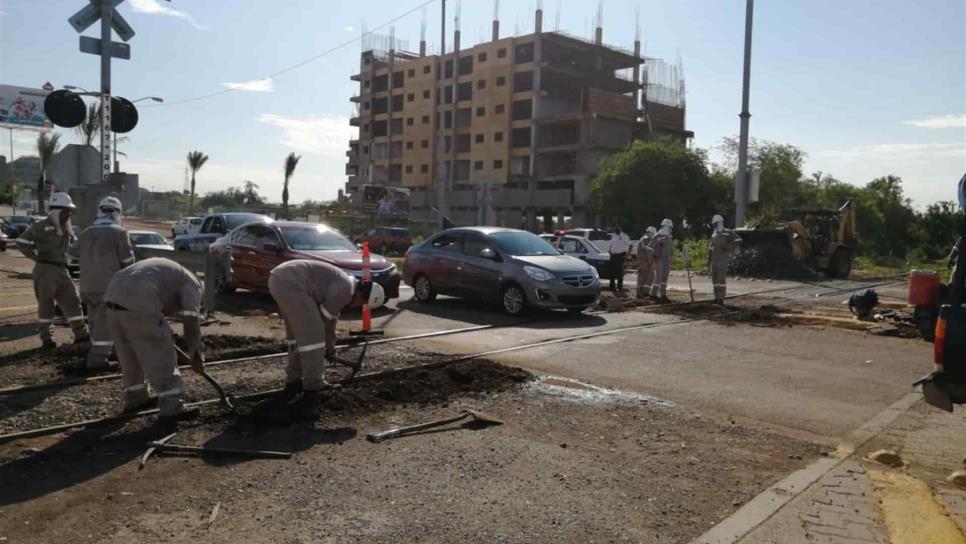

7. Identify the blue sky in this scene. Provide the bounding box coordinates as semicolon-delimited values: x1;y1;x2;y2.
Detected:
1;0;963;207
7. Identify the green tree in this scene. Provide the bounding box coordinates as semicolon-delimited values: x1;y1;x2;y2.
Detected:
186;150;210;215
241;180;265;206
36;132;61;215
591;140;728;235
282;152;301;219
918;201;961;259
718;137;808;219
73;102;101;146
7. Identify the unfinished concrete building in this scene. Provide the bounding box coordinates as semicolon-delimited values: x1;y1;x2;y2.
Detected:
345;5;689;230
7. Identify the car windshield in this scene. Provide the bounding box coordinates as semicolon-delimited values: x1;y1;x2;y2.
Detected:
130;233;167;245
491;231;561;256
281;226;356;251
225;214;267;230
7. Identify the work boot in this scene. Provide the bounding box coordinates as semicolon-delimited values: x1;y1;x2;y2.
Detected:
281;381;303;399
122;391;158;414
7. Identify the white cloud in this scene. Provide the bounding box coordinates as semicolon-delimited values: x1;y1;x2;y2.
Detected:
818;142;965;162
128;0;208;30
223;78;274;92
257;114;356;156
345;26;354;32
902;114;966;129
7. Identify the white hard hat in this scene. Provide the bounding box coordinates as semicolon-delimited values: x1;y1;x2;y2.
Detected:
99;196;123;213
646;226;657;235
365;281;386;309
712;214;724;224
48;192;76;209
661;218;674;228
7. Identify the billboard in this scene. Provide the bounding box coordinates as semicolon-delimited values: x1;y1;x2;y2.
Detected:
0;85;52;129
362;185;410;217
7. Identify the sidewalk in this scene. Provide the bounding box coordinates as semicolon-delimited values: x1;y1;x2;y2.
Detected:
697;395;966;544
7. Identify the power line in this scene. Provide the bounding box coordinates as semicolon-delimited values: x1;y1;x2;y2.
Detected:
149;0;436;107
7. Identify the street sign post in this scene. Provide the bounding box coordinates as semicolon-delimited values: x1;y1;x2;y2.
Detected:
79;36;131;59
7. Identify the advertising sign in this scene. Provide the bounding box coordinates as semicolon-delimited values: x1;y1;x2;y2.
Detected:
0;85;52;129
362;185;410;217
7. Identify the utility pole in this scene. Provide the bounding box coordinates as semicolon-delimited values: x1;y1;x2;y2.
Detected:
99;0;113;182
735;0;754;227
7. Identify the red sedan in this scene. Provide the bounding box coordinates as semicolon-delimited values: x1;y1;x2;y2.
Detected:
209;221;401;297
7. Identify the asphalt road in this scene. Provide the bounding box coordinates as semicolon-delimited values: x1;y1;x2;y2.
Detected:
0;248;930;448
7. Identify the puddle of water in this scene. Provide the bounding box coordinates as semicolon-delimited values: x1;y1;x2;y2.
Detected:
531;375;673;407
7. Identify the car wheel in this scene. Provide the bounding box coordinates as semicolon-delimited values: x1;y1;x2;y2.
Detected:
413;274;437;302
502;283;527;316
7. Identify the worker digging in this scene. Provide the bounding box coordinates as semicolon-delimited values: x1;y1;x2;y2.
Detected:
74;196;136;370
649;219;674;303
15;191;89;349
708;214;742;305
267;259;385;420
104;257;206;432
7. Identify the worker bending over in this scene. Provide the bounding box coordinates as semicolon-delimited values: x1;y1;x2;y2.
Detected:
104;257;204;426
636;226;656;299
76;197;135;369
709;214;742;304
16;192;89;348
268;260;385;417
649;219;674;303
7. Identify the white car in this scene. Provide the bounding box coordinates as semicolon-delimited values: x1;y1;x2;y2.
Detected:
564;228;613;254
172;216;203;238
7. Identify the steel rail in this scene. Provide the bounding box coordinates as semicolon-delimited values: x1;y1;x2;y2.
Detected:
0;277;906;443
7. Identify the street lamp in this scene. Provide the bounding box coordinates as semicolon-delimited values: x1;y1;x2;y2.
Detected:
63;86;163;172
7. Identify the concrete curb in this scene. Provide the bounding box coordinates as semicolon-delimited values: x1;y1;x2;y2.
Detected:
692;391;921;544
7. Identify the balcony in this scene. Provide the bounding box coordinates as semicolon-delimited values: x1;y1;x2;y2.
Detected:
349;116;361;127
350;73;361;81
350;95;362;103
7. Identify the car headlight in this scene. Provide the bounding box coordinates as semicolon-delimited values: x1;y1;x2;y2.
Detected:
523;265;554;282
588;267;599;279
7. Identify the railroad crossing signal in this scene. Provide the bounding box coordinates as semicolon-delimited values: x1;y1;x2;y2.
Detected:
69;0;135;41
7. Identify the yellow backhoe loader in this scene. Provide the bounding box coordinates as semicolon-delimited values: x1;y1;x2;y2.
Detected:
735;200;856;278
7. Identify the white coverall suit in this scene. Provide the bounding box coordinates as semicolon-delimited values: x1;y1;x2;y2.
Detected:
76;217;135;368
649;232;673;299
16;214;89;344
709;228;742;302
636;233;655;298
104;258;203;415
268;260;355;392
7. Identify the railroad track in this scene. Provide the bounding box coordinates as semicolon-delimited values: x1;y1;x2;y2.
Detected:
0;276;906;443
0;276;906;398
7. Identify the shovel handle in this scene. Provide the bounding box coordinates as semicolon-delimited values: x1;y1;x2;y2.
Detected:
150;442;291;459
367;413;470;443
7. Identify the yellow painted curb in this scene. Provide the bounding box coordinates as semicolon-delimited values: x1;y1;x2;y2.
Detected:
869;469;965;544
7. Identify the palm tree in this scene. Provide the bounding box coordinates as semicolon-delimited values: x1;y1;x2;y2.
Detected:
186;150;209;215
282;152;301;219
36;132;62;215
73;102;101;146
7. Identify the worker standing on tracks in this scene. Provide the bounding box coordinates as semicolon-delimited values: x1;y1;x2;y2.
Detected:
709;214;742;305
636;226;656;299
649;219;674;303
76;197;135;370
268;260;385;418
104;257;204;425
15;192;89;348
608;226;631;293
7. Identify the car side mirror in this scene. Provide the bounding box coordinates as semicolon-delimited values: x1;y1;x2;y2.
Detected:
262;243;280;253
480;247;499;261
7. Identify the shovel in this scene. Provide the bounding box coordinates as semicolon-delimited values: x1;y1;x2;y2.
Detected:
324;339;368;386
366;408;504;443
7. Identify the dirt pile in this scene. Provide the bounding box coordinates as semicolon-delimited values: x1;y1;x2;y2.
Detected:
174;334;287;361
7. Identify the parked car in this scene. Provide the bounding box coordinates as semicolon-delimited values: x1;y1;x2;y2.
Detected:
171;216;203;238
553;235;613;279
404;227;601;316
209;221;401;297
0;229;7;251
1;215;36;238
129;230;174;260
564;228;613;254
354;227;413;255
174;213;272;252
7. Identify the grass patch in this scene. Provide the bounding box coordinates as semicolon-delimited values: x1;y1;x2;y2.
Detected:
851;255;951;280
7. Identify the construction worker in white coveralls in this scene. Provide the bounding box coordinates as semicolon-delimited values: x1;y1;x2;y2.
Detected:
636;226;657;298
649;219;674;303
16;192;89;348
75;196;135;370
709;214;742;305
268;260;385;418
104;257;205;428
